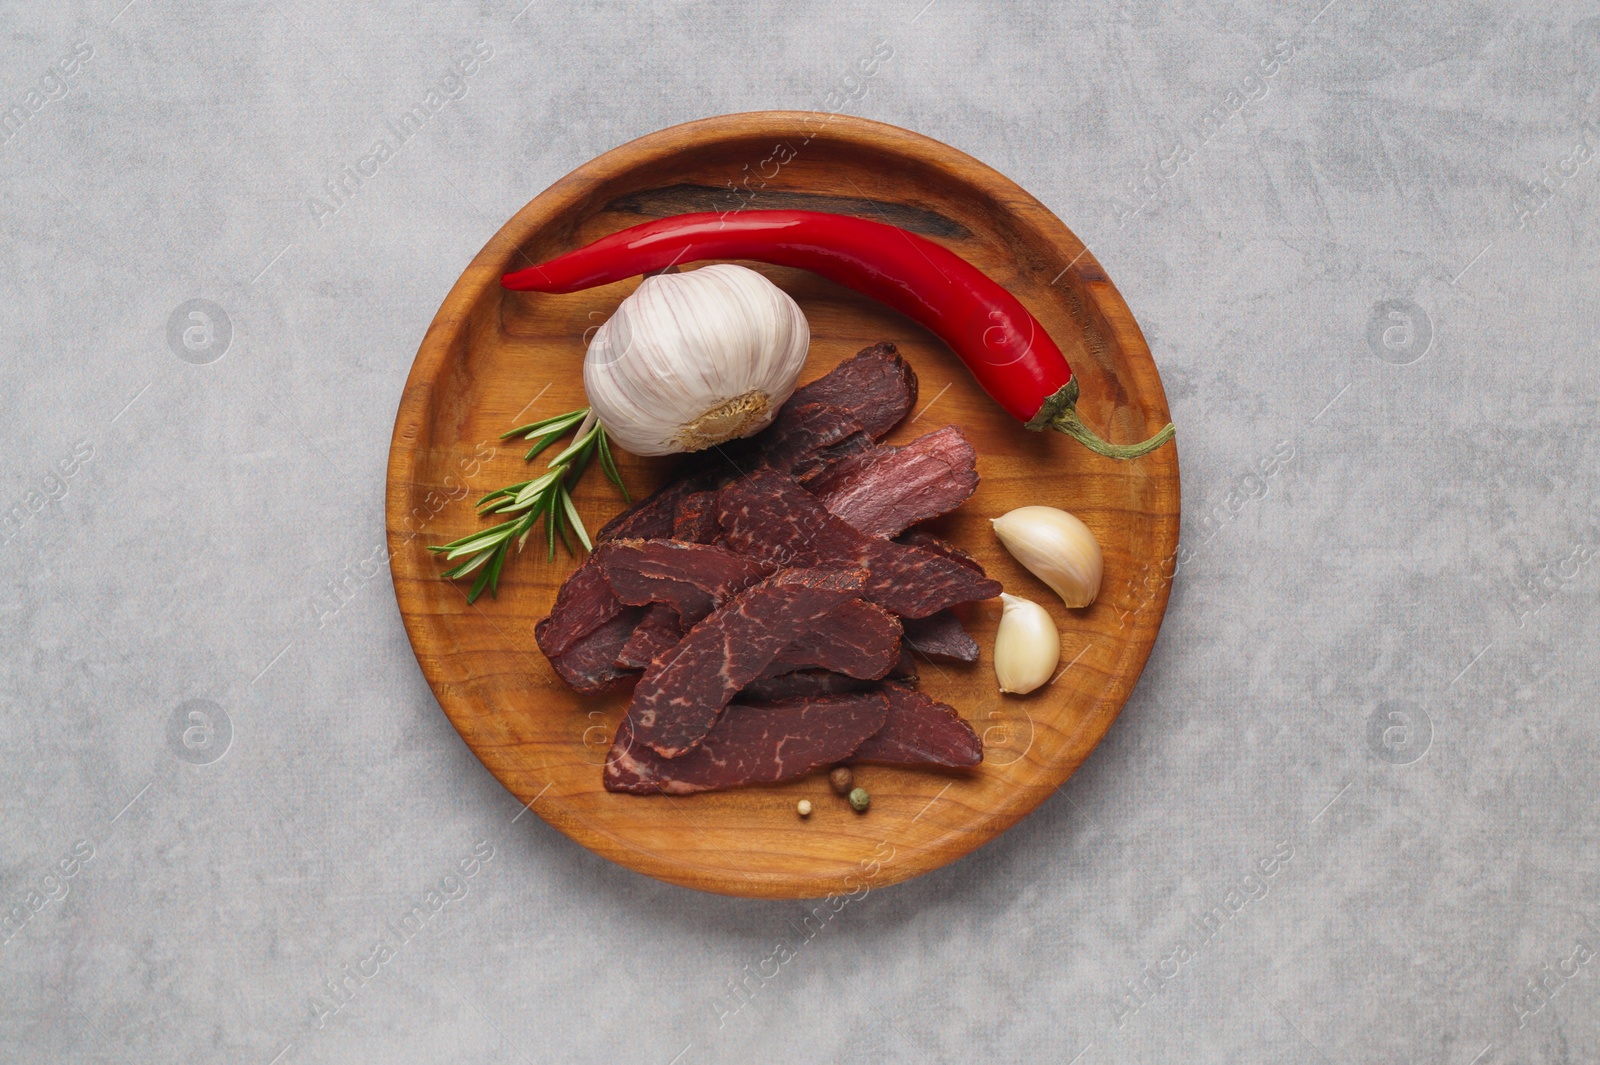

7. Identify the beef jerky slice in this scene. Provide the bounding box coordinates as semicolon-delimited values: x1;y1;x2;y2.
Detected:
700;402;874;493
895;529;984;572
671;490;723;544
809;425;979;538
901;611;980;663
547;606;647;695
851;682;983;768
739;670;876;702
889;645;918;682
765;598;901;680
594;467;727;543
596;343;910;541
791;427;877;487
750;402;868;473
535;553;623;659
889;540;984;666
596;342;911;542
623;594;901;677
718;467;1001;619
598;539;772;621
605;692;889;795
628;567;866;757
597;403;863;548
603;541;900;675
615;604;683;671
787;341;918;439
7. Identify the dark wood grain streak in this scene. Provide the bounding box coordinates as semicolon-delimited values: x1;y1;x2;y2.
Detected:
604;183;974;239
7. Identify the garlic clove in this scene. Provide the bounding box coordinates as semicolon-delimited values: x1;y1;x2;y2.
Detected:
991;505;1103;608
582;263;810;456
994;593;1061;695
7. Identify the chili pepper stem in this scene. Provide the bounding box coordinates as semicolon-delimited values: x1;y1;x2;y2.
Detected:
1026;379;1175;460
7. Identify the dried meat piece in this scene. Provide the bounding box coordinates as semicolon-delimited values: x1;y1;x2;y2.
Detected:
535;553;625;659
792;428;877;487
851;682;983;768
594;404;862;549
718;467;1001;619
671;489;723;544
739;670;875;702
547;606;646;694
592;343;910;547
596;341;909;539
615;603;683;671
765;598;901;680
605;692;889;795
895;530;984;572
598;539;772;620
787;341;918;439
702;401;874;492
809;425;979;538
544;347;960;703
750;402;869;473
628;567;867;757
595;470;720;543
901;611;980;663
603;543;898;676
538;545;646;693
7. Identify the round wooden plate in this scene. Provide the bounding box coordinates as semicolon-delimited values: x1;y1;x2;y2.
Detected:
387;112;1178;898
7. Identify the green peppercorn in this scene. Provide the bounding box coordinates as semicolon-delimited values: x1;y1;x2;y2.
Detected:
848;786;870;813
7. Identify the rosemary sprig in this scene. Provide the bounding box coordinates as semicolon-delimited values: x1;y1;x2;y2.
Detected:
429;406;629;603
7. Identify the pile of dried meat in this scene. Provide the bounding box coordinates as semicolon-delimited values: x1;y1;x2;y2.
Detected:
534;343;1000;796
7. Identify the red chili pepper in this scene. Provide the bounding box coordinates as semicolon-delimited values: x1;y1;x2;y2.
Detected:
502;211;1174;459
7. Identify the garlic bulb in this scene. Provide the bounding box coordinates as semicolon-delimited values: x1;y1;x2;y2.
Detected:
991;505;1103;608
583;264;810;456
994;593;1060;694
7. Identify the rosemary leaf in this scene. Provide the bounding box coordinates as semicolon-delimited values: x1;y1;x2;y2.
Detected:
524;425;574;462
561;487;592;552
548;423;602;470
555;485;577;556
596;431;630;503
437;523;516;559
436;404;630;600
441;547;494;580
477;481;530;509
501;407;587;441
511;470;560;508
467;551;498;602
483;541;509;599
490;489;548;515
545;483;560;562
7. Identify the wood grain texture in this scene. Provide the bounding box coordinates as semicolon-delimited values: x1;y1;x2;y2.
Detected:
386;112;1180;899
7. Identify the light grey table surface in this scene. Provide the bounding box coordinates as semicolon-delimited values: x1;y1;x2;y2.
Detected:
4;1;1598;1062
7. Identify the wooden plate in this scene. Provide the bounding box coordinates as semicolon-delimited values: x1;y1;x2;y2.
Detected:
387;112;1178;898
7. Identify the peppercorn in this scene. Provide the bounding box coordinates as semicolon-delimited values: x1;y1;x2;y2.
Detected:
829;766;854;795
796;799;813;818
848;787;870;813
